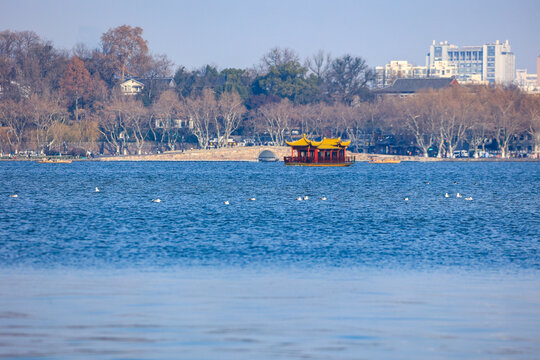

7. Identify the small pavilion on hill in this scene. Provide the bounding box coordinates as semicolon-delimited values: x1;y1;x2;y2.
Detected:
284;134;355;166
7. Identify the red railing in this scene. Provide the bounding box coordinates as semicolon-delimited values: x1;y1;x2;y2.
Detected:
284;156;355;164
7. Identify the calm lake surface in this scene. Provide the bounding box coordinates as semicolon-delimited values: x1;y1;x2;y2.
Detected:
1;161;539;359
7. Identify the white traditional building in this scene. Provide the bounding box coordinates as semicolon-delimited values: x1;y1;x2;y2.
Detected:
119;77;176;96
426;40;515;84
120;79;144;95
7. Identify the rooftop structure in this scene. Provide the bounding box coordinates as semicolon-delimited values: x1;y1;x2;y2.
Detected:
375;78;458;97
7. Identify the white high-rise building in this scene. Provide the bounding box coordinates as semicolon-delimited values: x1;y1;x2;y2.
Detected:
426;40;515;84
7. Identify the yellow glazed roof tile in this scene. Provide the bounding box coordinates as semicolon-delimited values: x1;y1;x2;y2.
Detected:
286;134;350;149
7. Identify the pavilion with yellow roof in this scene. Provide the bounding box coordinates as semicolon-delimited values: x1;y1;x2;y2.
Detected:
284;134;355;166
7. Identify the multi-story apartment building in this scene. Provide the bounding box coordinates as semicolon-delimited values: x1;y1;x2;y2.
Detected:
537;55;540;86
426;40;515;84
516;69;539;93
375;61;428;88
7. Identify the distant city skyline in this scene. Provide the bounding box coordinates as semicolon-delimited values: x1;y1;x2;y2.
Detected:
1;0;539;73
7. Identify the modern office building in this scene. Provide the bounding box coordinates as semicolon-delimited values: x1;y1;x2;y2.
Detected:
426;40;515;84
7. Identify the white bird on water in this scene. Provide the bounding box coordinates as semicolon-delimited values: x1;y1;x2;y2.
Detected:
320;196;327;201
465;197;473;201
296;197;303;201
456;193;462;198
248;197;256;201
404;197;409;201
445;193;450;198
303;195;309;201
95;187;100;192
224;200;230;205
9;194;18;198
152;198;162;203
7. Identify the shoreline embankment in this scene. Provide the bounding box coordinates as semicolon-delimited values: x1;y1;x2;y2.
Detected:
94;146;540;162
2;146;539;162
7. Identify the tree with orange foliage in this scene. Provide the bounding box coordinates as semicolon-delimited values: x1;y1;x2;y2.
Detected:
100;25;150;83
59;56;91;123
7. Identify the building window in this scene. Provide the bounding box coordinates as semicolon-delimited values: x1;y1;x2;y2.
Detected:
487;46;495;56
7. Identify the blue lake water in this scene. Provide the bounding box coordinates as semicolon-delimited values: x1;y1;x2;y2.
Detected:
1;161;539;359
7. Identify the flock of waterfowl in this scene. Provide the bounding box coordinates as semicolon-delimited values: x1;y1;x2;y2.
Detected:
6;181;478;204
403;181;476;202
223;195;327;205
442;192;473;201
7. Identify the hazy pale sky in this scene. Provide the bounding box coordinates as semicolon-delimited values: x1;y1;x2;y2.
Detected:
2;0;539;73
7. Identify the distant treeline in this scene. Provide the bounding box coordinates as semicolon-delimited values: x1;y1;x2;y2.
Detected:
0;25;539;157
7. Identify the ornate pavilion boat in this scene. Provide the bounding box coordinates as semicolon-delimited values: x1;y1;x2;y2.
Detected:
284;134;355;166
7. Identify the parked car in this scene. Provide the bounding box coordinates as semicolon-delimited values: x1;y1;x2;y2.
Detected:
453;150;469;158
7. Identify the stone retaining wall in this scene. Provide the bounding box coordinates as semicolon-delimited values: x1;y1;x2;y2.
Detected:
98;147;441;162
99;146;291;162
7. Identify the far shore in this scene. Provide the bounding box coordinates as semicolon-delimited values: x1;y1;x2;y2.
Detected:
3;146;539;162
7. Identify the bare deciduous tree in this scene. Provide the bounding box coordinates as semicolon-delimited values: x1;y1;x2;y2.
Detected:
152;89;182;150
295;103;319;139
0;99;26;153
26;93;66;154
184;88;217;149
523;95;540;158
305;50;331;79
256;99;294;146
100;95;127;154
218;91;246;147
260;47;300;73
123;99;148;155
401;95;436;157
435;88;472;158
489;87;527;158
466;96;494;158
